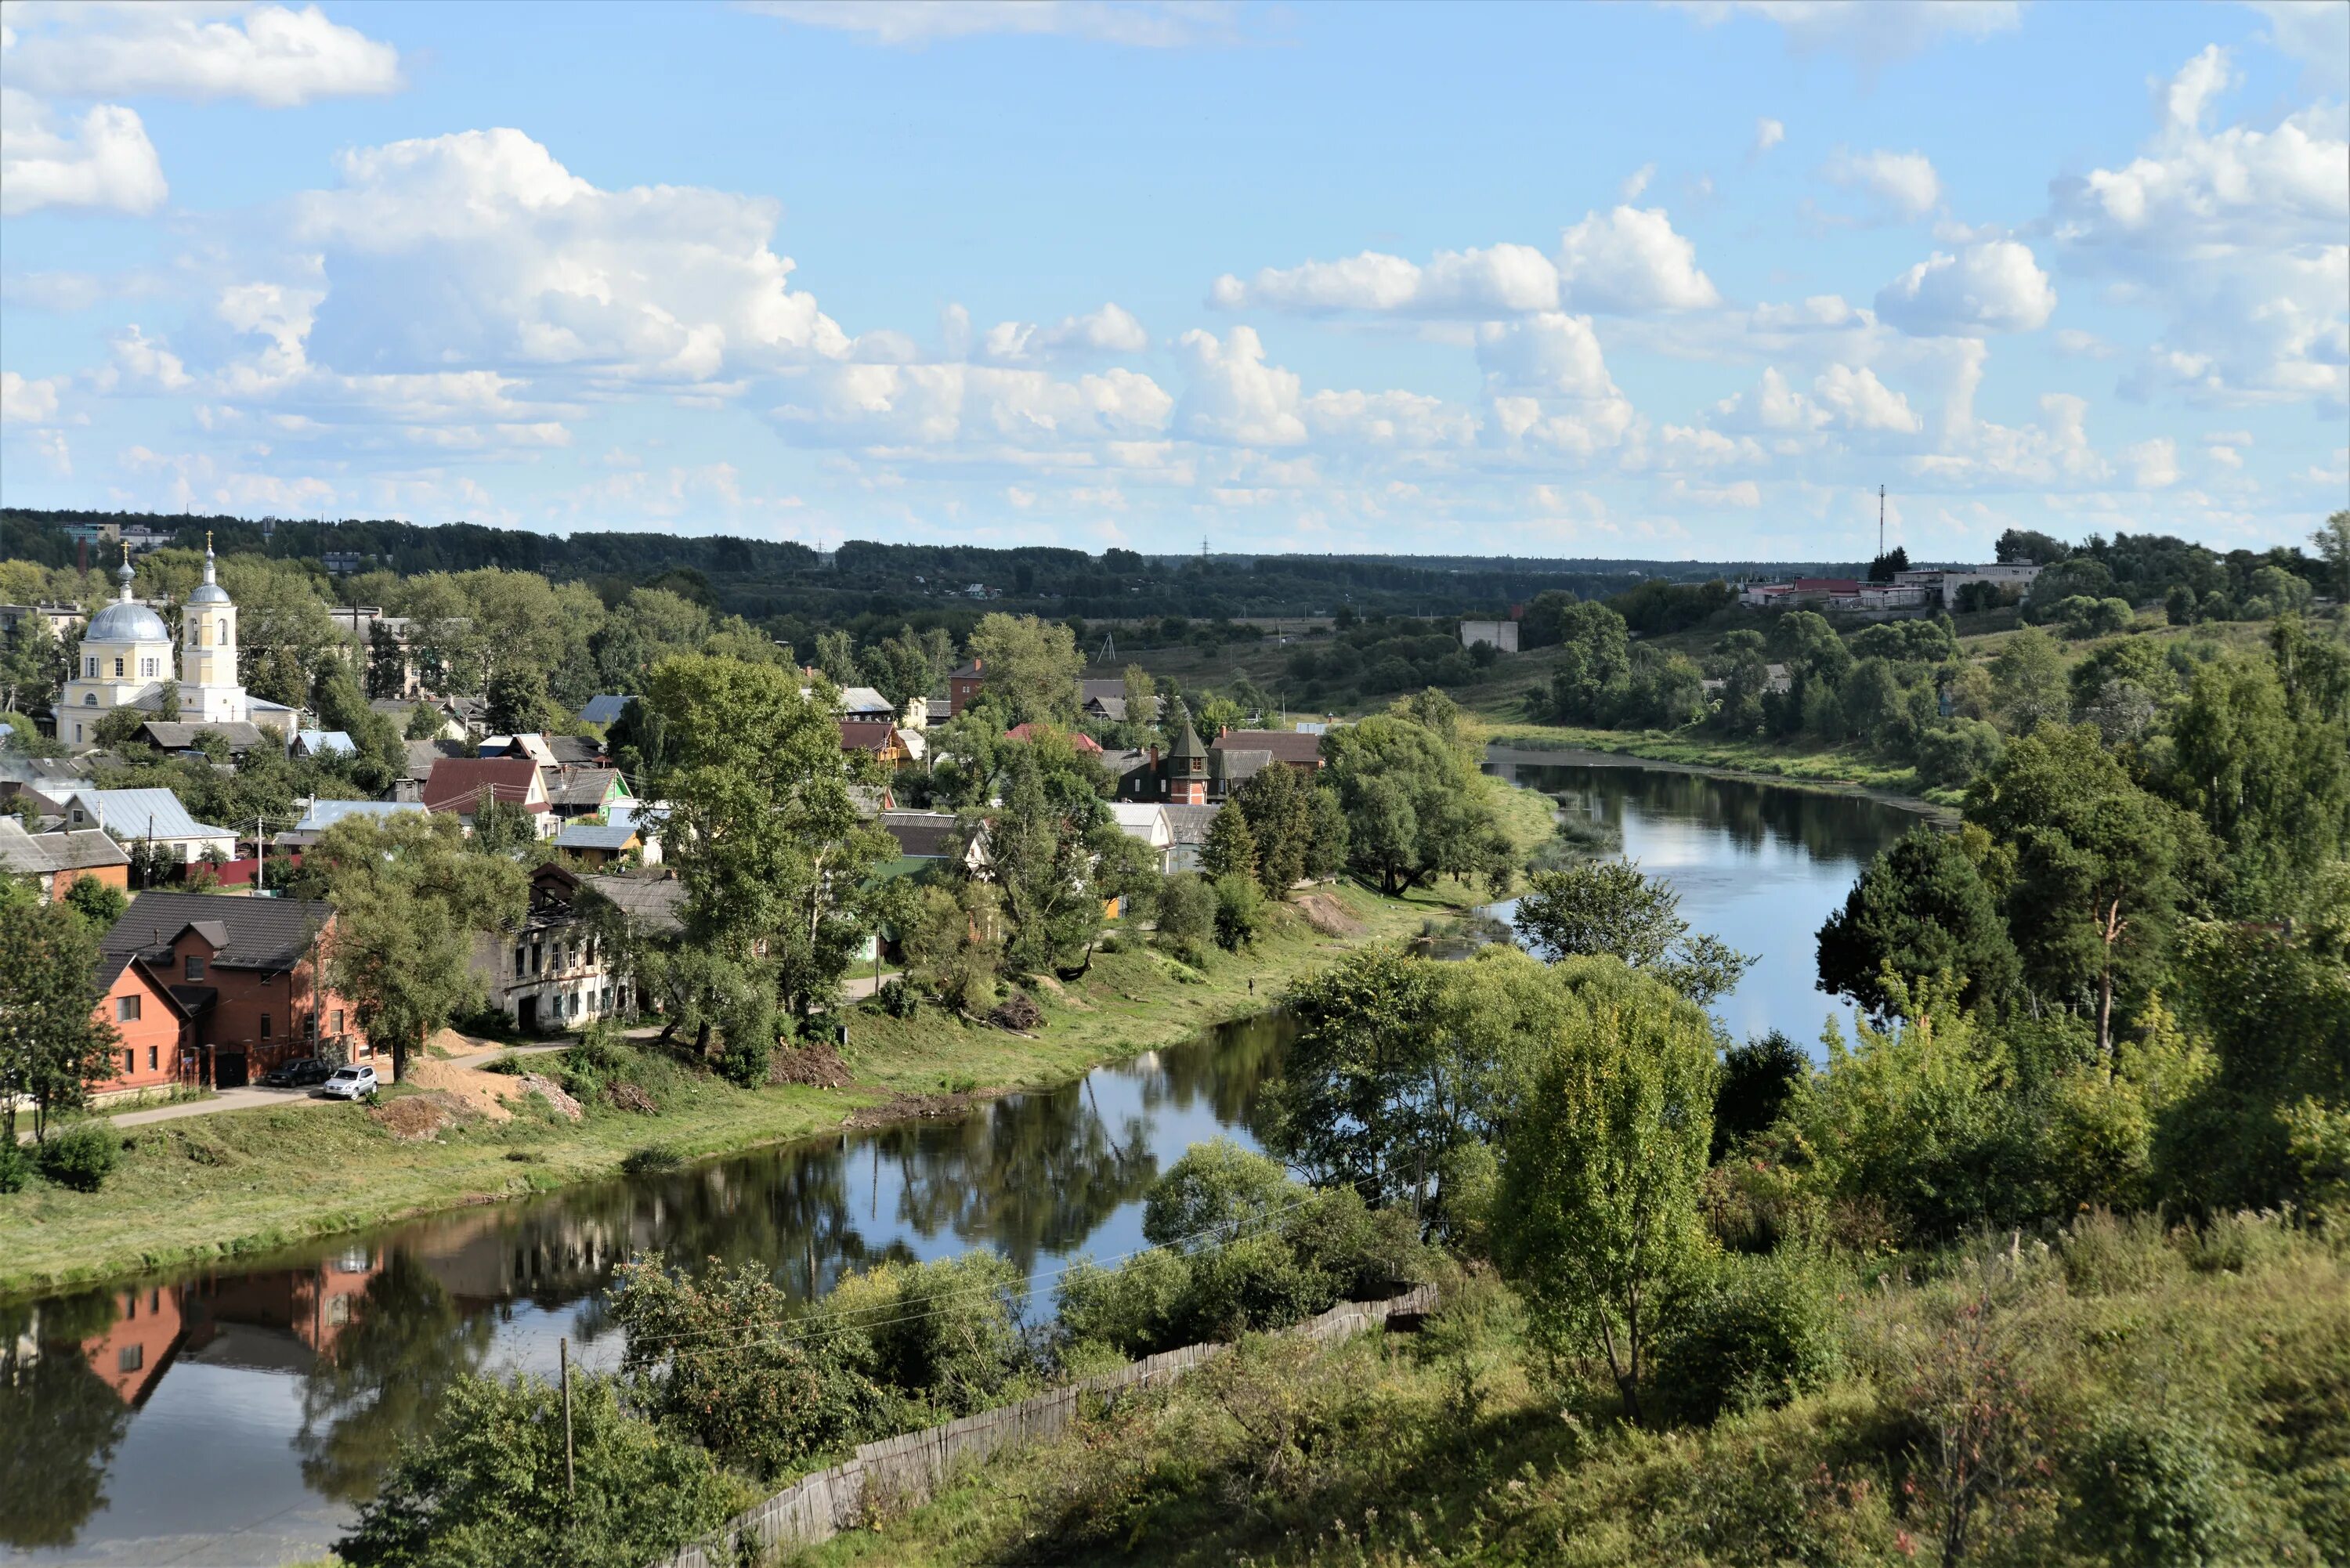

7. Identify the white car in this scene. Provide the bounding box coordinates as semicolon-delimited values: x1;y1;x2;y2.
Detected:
318;1065;379;1100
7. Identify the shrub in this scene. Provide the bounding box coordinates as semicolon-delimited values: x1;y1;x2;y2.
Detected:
868;977;920;1018
1211;873;1264;952
1155;871;1216;963
36;1122;121;1193
336;1371;743;1568
1912;718;2005;789
620;1145;682;1176
0;1139;30;1194
1650;1251;1843;1425
2067;1409;2247;1567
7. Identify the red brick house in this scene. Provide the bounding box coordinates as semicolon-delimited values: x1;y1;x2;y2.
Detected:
96;893;376;1089
948;659;985;717
0;818;131;902
92;948;197;1099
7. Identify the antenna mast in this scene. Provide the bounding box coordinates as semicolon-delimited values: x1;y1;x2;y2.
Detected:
1878;485;1885;560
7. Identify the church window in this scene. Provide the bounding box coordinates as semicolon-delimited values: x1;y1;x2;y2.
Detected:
114;657;125;677
86;656;98;678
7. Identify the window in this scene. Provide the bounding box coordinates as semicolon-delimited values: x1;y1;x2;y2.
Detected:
114;656;125;677
117;995;141;1022
531;946;542;975
118;1344;143;1374
184;955;204;981
260;1013;272;1039
124;1049;135;1076
86;656;98;678
332;1010;344;1033
513;945;526;976
147;1046;157;1071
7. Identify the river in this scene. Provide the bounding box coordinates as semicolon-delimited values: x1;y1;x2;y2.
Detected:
0;761;1918;1566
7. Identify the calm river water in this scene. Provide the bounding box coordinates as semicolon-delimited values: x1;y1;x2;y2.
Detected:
2;761;1918;1566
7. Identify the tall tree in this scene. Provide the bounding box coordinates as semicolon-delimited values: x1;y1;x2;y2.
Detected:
1817;826;2020;1019
0;889;121;1144
1320;711;1512;896
318;813;527;1082
1988;628;2069;734
966;612;1083;727
1513;859;1752;1006
986;745;1107;977
1198;801;1258;883
1492;959;1717;1424
1231;762;1311;898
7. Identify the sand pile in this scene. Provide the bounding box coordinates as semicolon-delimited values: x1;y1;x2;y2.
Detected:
371;1092;475;1141
1294;891;1362;936
403;1057;520;1122
424;1026;502;1059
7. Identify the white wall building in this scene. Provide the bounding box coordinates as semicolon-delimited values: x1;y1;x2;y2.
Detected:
55;537;293;748
1459;619;1520;653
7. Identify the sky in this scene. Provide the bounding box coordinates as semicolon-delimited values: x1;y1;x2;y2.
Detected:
1;1;2345;562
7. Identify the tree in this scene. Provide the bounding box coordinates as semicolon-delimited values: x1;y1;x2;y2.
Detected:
317;812;527;1083
365;621;408;700
1712;1030;1806;1159
334;1371;742;1568
1198;801;1257;882
901;880;1002;1013
1988;627;2068;733
966;612;1083;726
1122;663;1158;725
987;746;1105;976
1513;860;1753;1006
1493;959;1718;1424
0;612;61;717
1867;546;1911;583
1231;763;1311;897
2317;510;2350;604
1320;711;1512;896
0;892;121;1143
1817;826;2020;1019
1264;946;1452;1209
1548;601;1631;722
60;875;128;934
1303;784;1349;879
812;627;860;686
1996;528;2070;565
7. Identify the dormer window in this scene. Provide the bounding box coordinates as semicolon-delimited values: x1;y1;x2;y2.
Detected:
184;955;206;981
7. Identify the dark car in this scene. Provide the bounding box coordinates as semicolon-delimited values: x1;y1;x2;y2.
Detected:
260;1057;333;1088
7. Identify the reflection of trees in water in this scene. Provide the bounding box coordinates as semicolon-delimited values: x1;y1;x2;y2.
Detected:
1502;764;1911;868
881;1080;1161;1274
0;1294;135;1550
1129;1012;1291;1130
295;1254;496;1504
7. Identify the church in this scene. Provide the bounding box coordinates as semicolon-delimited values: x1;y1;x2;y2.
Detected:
56;538;298;749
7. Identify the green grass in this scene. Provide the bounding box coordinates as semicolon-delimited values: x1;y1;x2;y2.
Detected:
0;880;1471;1297
1483;721;1954;807
800;1214;2350;1567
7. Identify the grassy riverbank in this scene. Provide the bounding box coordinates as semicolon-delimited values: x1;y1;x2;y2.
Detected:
0;880;1475;1297
1484;720;1958;810
801;1216;2350;1568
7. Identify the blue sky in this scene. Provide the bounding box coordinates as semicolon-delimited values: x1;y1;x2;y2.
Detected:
2;1;2344;561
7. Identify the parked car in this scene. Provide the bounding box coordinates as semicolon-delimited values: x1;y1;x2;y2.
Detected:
318;1065;379;1100
259;1057;332;1089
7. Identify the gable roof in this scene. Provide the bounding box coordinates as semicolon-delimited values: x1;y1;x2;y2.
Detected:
294;729;357;757
136;721;271;755
0;818;129;876
422;756;546;815
835;685;895;715
581;872;685;934
64;788;233;843
556;821;641;851
838;721;902;753
879;810;962;860
1211;748;1274;786
1004;722;1101;753
404;738;468;781
544;734;601;766
1209;728;1322;766
1162;803;1221;846
99;891;334;973
546;767;626;808
579;694;633;726
480;733;559;768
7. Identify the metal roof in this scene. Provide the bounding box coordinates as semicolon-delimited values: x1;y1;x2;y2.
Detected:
580;694;633;726
556;822;640;851
294;729;357;756
65;787;233;842
0;818;128;876
293;798;425;832
98;891;335;971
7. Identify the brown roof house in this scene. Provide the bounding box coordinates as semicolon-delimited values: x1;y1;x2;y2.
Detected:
421;757;555;838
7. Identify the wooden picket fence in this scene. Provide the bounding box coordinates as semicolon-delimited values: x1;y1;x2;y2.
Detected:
651;1282;1440;1567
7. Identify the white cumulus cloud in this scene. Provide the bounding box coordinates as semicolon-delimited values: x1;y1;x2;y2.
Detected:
746;1;1244;48
979;302;1150;363
1556;206;1721;313
1823;147;1942;220
1173;327;1307;446
0;90;166;215
5;4;402;107
2;370;63;424
1210;244;1560;316
1666;2;2022;67
1875;240;2055;336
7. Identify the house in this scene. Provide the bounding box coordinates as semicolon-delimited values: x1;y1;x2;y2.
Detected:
840;721;913;768
132;721;274;760
581;869;685;938
877;810;988;877
1701;663;1794;698
397;738;471;800
1162;714;1210;804
606;801;663;865
1108;803;1174;873
479;732;559;769
421;757;555;837
1079;678;1158;724
553;820;643;869
1162;804;1221;873
0;817;130;900
1459;619;1520;653
579;694;634;728
835;685;898;723
290;729;357;761
95;892;371;1088
473;863;636;1034
90;949;196;1100
948;659;985;717
375;697;471;742
1893;562;2043;609
1210;729;1324;770
273;797;428;849
543;734;602;768
1209;747;1274;799
544;766;632;821
61;788;238;865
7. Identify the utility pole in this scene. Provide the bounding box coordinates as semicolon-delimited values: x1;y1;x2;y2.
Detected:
1878;485;1886;561
560;1336;575;1497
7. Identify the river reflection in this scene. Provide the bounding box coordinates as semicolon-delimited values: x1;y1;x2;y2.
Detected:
1481;752;1922;1047
0;1013;1288;1566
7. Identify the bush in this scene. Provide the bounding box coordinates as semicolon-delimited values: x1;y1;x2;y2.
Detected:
1650;1251;1843;1425
0;1139;30;1194
868;977;920;1018
1155;871;1216;963
2068;1409;2247;1566
620;1145;682;1176
36;1122;121;1193
336;1371;743;1568
1211;873;1265;952
1911;718;2004;789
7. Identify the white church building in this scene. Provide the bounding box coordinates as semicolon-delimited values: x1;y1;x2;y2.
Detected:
56;539;298;749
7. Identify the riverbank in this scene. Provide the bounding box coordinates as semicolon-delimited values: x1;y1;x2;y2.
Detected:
1483;721;1961;817
0;880;1473;1298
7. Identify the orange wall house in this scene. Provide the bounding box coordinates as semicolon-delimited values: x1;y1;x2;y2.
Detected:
92;953;196;1098
96;893;374;1089
80;1284;189;1405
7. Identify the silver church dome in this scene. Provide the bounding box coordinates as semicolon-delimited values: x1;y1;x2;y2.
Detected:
85;598;172;644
